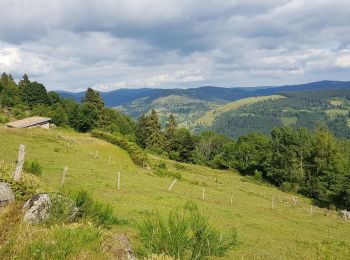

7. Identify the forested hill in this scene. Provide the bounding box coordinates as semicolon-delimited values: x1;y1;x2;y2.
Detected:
208;88;350;139
58;80;350;107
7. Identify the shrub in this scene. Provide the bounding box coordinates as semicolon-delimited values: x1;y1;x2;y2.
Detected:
154;162;182;180
0;164;42;201
91;130;147;167
136;203;238;259
24;159;42;176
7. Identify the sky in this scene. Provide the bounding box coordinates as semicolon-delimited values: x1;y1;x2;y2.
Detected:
0;0;350;92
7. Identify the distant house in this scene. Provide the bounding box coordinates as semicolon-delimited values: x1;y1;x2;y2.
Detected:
6;116;51;129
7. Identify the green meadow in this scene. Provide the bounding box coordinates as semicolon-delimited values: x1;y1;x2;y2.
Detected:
0;126;350;259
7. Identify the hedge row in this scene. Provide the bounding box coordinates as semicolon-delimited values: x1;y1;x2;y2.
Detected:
91;130;147;167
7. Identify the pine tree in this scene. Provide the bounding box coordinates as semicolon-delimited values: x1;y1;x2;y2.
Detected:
145;109;164;150
165;114;177;151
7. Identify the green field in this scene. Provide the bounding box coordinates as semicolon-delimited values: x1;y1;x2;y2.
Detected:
1;127;350;259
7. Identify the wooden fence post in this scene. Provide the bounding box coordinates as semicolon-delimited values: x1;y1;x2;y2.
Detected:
168;179;177;191
230;194;233;204
117;172;120;191
202;187;206;200
61;166;68;186
13;144;26;181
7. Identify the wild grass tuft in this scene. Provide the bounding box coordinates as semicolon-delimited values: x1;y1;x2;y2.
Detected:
24;159;42;176
68;190;127;228
136;202;238;259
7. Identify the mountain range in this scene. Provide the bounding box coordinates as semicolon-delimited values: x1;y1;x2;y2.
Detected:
58;80;350;137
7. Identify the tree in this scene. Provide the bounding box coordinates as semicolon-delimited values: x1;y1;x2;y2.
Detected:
195;131;229;167
69;103;98;132
22;82;49;107
136;114;148;149
171;128;195;162
308;126;348;207
144;109;164;150
48;91;61;105
18;74;30;89
233;132;271;176
83;88;104;111
165;114;177;151
268;127;312;189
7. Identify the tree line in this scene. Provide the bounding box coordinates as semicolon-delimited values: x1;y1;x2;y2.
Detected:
0;73;135;137
136;109;350;209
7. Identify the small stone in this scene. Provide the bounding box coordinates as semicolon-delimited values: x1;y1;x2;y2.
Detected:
0;182;15;206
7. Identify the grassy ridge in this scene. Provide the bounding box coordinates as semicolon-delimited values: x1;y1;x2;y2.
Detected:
194;95;285;127
0;127;350;259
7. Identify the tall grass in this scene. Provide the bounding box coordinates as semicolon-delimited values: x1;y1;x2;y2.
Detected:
68;190;126;228
18;226;106;260
136;202;238;259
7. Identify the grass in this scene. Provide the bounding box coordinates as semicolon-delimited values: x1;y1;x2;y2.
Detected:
194;95;285;126
0;126;350;259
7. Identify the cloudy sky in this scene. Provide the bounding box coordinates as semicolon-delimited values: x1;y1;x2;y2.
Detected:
0;0;350;91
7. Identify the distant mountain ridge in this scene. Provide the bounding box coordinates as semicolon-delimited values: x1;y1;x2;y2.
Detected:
58;80;350;107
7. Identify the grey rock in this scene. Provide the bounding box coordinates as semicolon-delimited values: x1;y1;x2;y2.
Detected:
22;193;51;224
0;182;15;206
22;193;78;224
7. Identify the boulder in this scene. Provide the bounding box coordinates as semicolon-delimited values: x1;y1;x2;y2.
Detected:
0;182;15;206
22;193;51;223
22;193;78;224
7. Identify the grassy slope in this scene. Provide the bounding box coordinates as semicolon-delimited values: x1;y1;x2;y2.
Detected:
0;127;350;259
194;95;285;127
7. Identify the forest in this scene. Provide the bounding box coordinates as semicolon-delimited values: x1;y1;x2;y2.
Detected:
1;72;350;210
211;88;350;139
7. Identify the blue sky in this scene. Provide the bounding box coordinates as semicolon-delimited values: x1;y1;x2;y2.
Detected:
0;0;350;91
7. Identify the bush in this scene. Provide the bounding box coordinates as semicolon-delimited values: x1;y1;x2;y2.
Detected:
136;203;238;259
91;130;147;167
68;190;126;228
0;165;42;201
24;159;42;176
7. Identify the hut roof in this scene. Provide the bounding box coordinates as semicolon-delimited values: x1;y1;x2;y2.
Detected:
6;116;51;128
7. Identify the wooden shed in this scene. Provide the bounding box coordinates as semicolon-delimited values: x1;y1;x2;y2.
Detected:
6;116;51;129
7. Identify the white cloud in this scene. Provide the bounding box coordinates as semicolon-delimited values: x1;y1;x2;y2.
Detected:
335;52;350;68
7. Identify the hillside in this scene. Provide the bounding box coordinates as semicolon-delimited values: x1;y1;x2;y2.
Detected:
193;95;284;128
1;127;350;259
58;81;350;127
209;88;350;139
